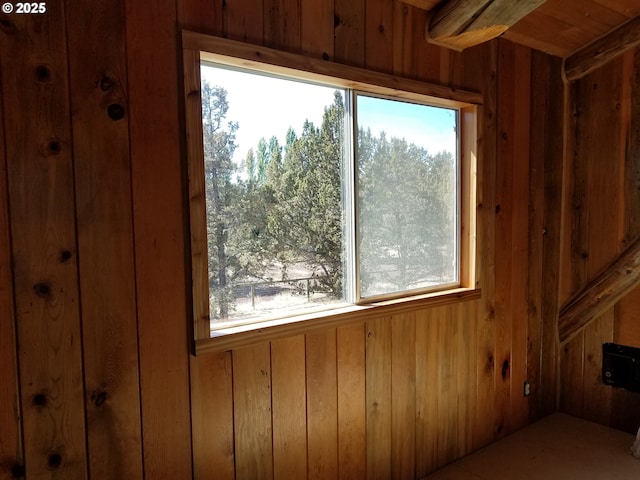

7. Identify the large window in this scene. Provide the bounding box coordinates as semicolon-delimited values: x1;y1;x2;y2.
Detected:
183;32;479;343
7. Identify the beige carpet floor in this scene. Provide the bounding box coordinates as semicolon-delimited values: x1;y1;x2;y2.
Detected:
422;413;640;479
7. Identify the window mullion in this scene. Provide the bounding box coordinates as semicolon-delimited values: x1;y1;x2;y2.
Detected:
343;89;358;305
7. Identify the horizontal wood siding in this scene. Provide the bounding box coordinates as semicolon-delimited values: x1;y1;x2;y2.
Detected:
0;0;564;479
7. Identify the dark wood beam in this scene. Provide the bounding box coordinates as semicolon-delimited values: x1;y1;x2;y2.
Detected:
564;15;640;82
558;236;640;344
426;0;548;51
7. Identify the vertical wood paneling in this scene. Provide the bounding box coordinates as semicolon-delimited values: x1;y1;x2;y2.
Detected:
436;306;458;466
494;40;515;440
1;9;88;479
180;0;223;34
558;63;592;425
464;41;498;451
366;317;392;480
509;44;532;432
539;53;564;418
558;50;640;431
577;58;623;425
335;0;365;66
0;74;21;480
233;343;273;480
66;1;143;478
566;81;590;300
0;0;568;476
264;0;301;51
560;334;585;416
527;50;547;421
272;336;307;480
337;324;366;480
190;352;234;480
457;301;478;456
365;0;394;73
390;313;416;479
582;314;613;424
623;48;640;243
301;0;334;60
611;49;640;433
392;0;413;77
411;9;442;84
306;330;338;480
415;309;439;477
225;0;264;44
125;0;193;477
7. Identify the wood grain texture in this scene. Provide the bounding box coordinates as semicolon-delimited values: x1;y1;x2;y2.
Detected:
125;0;193;477
462;40;498;451
335;0;366;66
337;324;366;480
558;236;640;343
306;330;339;480
393;0;414;77
183;48;210;341
390;313;416;479
179;0;223;34
365;0;394;74
415;308;440;477
581;313;613;425
272;336;307;479
428;0;548;51
611;48;640;434
457;301;478;456
0;62;21;480
0;0;571;476
1;8;88;479
493;39;515;440
557;48;640;432
505;0;640;57
508;43;532;432
560;332;585;417
190;352;234;480
224;0;264;44
366;317;392;480
527;49;547;421
233;343;273;480
301;0;334;60
539;53;564;417
564;16;640;82
559;55;629;343
66;1;143;478
264;0;301;51
436;306;458;465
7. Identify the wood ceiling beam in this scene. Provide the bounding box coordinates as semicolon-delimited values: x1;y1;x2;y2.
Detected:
425;0;548;51
558;236;640;345
564;15;640;82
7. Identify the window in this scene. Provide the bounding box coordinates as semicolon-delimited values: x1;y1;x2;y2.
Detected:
183;32;479;343
355;94;459;300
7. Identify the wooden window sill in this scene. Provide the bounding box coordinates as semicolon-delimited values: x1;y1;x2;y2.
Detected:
194;287;481;355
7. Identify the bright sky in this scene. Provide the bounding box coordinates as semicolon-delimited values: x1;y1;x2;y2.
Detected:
201;63;458;170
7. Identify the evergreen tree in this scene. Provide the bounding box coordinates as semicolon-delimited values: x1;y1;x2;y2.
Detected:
262;91;345;296
357;132;456;296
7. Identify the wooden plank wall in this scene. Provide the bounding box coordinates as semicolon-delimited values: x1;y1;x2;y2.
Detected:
0;0;564;479
558;46;640;434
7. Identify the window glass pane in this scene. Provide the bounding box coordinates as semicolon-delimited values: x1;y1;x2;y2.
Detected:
356;94;459;299
200;64;348;326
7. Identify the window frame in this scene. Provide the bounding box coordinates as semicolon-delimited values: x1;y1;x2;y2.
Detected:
352;90;462;303
182;30;481;354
